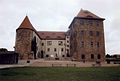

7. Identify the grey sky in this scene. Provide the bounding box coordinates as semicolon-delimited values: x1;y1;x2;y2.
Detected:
0;0;120;55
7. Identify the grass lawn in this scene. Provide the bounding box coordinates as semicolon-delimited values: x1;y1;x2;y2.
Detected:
0;66;120;81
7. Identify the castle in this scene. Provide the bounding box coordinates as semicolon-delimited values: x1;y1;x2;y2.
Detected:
15;9;105;62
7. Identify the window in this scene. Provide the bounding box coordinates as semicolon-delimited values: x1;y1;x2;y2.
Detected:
61;48;64;52
58;41;63;46
47;41;52;46
67;49;69;52
67;45;69;47
96;31;99;36
56;54;58;57
47;48;50;52
97;54;101;59
95;20;99;26
54;48;56;52
89;21;93;26
97;42;100;47
62;55;65;57
80;20;84;26
42;43;44;46
89;31;93;36
81;54;85;59
81;41;84;47
91;42;93;47
80;30;84;36
46;55;49;57
67;40;69;43
91;54;94;59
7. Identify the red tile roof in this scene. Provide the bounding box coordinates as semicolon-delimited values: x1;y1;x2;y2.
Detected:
38;31;66;40
77;9;101;19
18;16;36;31
17;16;66;40
17;16;41;39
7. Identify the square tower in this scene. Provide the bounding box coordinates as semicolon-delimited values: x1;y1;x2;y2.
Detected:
69;9;105;62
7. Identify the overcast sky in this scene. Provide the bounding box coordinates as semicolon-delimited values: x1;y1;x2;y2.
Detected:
0;0;120;55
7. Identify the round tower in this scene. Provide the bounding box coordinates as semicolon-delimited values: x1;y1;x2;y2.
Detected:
15;16;36;60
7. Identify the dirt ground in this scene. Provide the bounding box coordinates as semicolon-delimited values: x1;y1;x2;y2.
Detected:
0;59;120;69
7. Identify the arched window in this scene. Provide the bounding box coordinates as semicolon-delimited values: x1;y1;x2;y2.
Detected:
91;54;94;59
97;54;101;59
81;54;85;59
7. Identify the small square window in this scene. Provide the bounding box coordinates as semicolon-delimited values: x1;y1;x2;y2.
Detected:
91;42;93;47
46;55;49;57
54;48;57;52
81;41;84;47
58;41;63;46
67;40;69;43
81;54;85;59
89;31;93;36
47;48;50;52
47;41;52;46
97;42;100;47
61;48;64;52
96;31;99;36
42;43;44;46
67;45;69;47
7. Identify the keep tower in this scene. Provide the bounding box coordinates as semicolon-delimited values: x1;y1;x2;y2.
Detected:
15;16;39;60
69;9;105;62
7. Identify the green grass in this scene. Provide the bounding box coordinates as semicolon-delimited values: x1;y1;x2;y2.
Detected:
0;66;120;81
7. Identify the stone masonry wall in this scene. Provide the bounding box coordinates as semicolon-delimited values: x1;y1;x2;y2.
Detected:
70;18;105;62
15;29;34;60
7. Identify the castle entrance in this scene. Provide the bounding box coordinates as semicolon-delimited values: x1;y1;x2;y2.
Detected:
41;51;44;58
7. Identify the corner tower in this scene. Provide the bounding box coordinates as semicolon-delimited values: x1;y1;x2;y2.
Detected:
69;9;105;62
15;16;39;60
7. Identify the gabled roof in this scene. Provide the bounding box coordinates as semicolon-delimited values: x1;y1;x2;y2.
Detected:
37;31;66;40
18;16;36;31
77;9;101;19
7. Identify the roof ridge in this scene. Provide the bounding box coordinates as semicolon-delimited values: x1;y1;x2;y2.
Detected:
77;9;101;18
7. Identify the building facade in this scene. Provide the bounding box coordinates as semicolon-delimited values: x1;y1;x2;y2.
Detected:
69;9;105;62
15;9;105;62
15;16;70;60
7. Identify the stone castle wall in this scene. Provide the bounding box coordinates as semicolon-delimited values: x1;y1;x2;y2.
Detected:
70;18;105;62
15;29;34;60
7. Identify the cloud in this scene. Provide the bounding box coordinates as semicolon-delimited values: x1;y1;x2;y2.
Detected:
0;0;120;55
